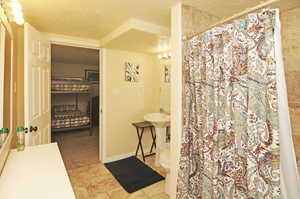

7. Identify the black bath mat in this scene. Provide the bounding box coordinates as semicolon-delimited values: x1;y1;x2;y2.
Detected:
104;156;164;193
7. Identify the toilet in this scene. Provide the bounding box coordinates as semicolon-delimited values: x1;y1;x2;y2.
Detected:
159;146;171;195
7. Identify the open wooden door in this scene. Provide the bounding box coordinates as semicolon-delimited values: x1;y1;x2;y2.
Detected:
24;23;51;146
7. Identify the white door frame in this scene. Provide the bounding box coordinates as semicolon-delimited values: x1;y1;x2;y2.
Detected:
45;34;105;162
0;23;5;129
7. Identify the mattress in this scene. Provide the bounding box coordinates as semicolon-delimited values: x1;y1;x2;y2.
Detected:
51;77;91;92
51;105;90;129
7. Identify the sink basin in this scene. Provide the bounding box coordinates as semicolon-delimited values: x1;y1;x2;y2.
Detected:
144;113;171;168
144;113;170;127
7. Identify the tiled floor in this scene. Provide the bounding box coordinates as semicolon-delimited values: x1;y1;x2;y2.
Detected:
67;156;169;199
52;128;169;199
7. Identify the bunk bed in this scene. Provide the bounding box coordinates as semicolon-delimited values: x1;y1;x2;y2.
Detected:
51;77;92;134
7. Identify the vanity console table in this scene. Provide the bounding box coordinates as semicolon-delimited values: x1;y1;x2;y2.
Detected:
0;143;76;199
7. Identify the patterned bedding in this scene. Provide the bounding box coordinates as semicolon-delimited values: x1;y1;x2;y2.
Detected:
51;77;91;92
52;105;90;129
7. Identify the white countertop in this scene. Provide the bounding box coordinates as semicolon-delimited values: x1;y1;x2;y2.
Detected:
0;143;76;199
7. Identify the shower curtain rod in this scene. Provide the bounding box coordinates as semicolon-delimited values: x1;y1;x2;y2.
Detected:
184;0;280;41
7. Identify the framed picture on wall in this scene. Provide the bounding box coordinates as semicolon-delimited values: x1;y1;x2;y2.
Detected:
85;69;99;83
164;65;171;83
125;62;140;82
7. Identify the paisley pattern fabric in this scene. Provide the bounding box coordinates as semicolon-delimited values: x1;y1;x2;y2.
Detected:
177;10;280;199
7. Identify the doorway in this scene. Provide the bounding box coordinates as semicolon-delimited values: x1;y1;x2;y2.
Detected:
50;44;100;169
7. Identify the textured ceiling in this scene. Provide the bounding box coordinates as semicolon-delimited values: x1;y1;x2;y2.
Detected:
20;0;300;52
19;0;178;40
103;29;170;54
51;44;99;65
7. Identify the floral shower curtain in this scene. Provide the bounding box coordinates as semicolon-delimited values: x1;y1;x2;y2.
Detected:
177;10;281;199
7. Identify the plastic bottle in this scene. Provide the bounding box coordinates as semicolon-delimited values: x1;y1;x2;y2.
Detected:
0;129;3;147
2;128;9;144
17;126;25;151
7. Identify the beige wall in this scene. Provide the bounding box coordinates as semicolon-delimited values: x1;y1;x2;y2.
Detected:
102;48;160;159
52;62;98;79
282;6;300;174
182;5;219;38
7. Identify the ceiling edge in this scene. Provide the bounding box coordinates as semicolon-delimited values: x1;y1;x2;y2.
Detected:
44;32;101;49
99;19;132;47
100;18;170;47
51;61;99;67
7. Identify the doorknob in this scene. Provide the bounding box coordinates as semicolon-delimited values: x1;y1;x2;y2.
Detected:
29;126;38;132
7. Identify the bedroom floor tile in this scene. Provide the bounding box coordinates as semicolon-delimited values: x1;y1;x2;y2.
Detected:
52;128;100;169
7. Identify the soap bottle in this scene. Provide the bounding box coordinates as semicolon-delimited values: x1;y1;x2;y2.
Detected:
2;128;9;144
17;126;25;151
0;129;3;147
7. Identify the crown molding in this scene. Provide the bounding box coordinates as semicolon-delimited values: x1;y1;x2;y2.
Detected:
100;18;169;47
44;32;101;49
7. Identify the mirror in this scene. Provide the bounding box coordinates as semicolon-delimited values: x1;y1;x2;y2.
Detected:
0;16;14;173
0;21;12;142
3;24;12;131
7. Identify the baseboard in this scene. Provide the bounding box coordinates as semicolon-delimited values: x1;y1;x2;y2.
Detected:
103;147;153;163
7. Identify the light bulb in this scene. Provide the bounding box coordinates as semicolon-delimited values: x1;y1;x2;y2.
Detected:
168;52;172;57
12;9;23;18
9;1;22;12
15;17;24;25
163;53;168;59
157;54;162;60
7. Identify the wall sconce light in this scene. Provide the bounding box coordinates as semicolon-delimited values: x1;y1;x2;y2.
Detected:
1;0;25;25
157;52;172;60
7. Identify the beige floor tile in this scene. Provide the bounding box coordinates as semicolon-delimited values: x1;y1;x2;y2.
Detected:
61;131;169;199
87;176;120;195
142;181;165;198
150;193;170;199
73;185;89;199
68;164;114;188
108;188;148;199
90;192;110;199
137;155;167;177
69;163;110;176
68;160;168;199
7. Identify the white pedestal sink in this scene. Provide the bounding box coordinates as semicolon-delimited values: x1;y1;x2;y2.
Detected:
144;113;171;195
144;113;170;167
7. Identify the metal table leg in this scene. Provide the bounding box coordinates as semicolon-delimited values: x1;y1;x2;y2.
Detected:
149;126;156;154
135;127;145;161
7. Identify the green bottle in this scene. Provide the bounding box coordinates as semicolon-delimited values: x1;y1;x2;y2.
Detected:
2;128;9;143
0;129;3;147
17;126;25;151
